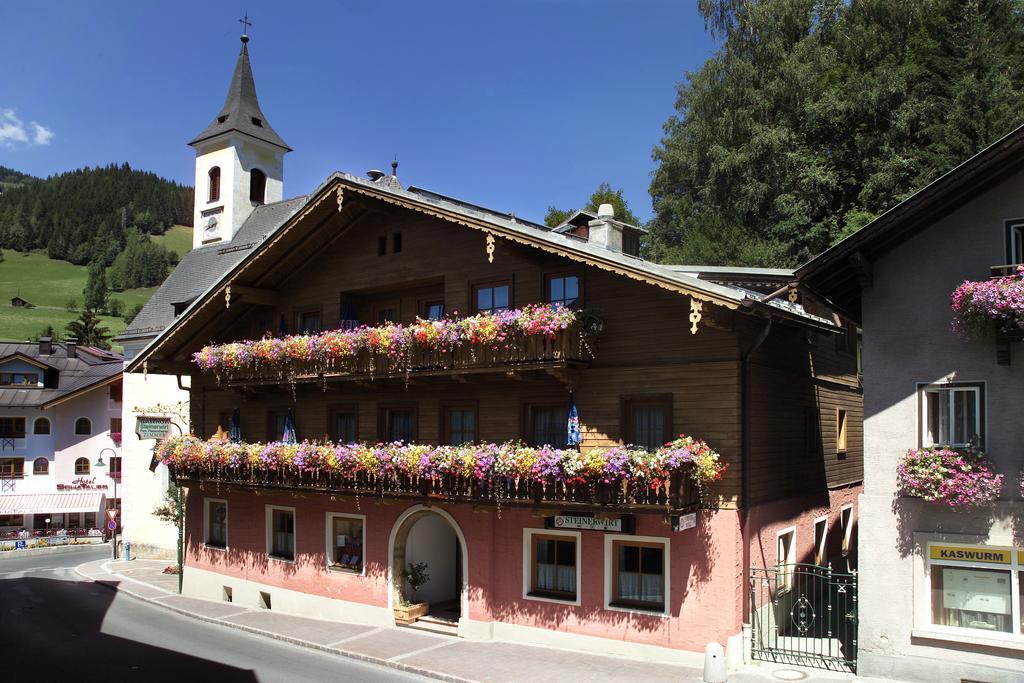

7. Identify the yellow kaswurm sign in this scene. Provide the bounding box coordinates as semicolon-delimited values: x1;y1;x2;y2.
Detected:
929;545;1011;564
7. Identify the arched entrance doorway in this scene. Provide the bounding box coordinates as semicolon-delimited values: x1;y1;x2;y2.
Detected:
388;505;468;623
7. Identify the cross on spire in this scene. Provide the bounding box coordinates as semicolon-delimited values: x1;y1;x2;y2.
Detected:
239;14;252;35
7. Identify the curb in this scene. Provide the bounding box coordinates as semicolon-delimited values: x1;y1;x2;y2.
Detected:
0;542;108;562
75;561;473;683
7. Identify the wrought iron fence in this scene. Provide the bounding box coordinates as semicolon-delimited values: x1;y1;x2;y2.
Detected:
749;563;857;672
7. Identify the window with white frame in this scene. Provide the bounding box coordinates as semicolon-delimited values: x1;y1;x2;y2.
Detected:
266;506;295;561
524;529;579;603
204;498;227;549
777;528;797;592
926;543;1023;638
840;505;854;558
919;382;985;449
326;513;364;573
606;535;669;613
814;516;828;566
1007;219;1024;265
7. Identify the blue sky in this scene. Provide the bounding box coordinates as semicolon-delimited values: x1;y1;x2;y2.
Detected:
0;1;716;224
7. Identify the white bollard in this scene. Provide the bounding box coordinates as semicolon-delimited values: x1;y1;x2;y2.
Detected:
703;642;728;683
725;633;744;670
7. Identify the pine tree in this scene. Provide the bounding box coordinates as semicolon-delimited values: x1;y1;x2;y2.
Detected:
83;261;108;312
64;308;112;349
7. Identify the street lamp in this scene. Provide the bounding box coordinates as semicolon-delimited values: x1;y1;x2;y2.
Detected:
96;447;118;559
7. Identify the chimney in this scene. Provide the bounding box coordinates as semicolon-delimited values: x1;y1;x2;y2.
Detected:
66;338;77;358
39;336;52;356
587;203;624;253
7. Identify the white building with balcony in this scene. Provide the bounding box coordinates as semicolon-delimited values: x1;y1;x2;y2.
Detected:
0;337;123;539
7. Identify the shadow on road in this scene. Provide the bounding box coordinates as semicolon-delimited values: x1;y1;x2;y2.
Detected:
0;576;258;683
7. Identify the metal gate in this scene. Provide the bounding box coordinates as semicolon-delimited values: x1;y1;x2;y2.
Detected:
750;563;857;672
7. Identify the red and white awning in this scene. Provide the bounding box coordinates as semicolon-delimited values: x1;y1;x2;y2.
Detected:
0;492;105;515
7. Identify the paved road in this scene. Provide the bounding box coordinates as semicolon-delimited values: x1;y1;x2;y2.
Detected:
0;548;426;683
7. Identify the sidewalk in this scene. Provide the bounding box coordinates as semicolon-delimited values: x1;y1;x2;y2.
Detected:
75;558;873;683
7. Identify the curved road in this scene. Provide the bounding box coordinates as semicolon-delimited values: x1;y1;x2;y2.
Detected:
0;547;427;683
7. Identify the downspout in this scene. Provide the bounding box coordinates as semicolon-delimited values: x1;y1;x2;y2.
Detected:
741;311;772;623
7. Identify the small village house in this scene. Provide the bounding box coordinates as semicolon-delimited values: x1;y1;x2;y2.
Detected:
125;35;865;665
0;338;123;545
799;124;1024;682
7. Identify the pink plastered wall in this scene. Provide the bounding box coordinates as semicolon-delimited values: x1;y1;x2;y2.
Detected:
184;489;747;652
745;483;861;594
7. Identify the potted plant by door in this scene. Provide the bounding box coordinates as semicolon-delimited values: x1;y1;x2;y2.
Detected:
394;561;430;625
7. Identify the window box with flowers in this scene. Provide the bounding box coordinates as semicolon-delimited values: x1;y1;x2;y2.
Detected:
897;446;1004;511
952;266;1024;362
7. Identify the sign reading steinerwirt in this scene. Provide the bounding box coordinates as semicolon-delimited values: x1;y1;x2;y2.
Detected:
552;515;622;532
136;417;172;440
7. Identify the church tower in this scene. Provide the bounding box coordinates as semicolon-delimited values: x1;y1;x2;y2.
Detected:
189;31;291;248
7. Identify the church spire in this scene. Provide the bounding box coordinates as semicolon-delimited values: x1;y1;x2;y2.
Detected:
189;30;291;151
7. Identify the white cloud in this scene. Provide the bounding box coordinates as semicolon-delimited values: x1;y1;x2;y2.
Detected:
31;122;54;145
0;108;54;147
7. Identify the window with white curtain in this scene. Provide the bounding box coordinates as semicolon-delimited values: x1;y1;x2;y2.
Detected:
530;534;577;600
611;539;666;612
267;506;295;561
919;382;984;448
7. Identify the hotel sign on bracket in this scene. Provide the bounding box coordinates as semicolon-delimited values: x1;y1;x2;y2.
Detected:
136;417;172;441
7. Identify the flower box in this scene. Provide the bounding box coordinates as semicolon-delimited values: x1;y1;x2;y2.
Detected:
394;601;429;625
897;447;1003;511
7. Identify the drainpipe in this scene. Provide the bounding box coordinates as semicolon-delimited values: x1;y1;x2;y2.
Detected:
740;313;772;622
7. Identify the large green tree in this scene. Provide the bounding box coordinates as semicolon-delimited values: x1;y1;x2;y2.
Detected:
83;260;108;312
545;183;642;228
649;0;1024;266
65;308;112;349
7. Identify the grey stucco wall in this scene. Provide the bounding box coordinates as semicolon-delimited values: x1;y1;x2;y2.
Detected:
858;167;1024;679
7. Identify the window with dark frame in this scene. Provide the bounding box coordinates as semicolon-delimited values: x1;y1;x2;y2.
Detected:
33;417;50;435
332;407;358;444
443;405;477;445
623;396;672;451
33;457;48;475
74;417;91;435
375;307;398;324
422;299;445;321
381;406;416;443
473;281;511;314
329;515;364;573
0;373;39;386
250;168;267;204
74;457;90;475
546;273;581;307
0;458;24;479
267;410;289;442
530;534;577;600
110;417;122;435
0;417;26;438
109;382;122;403
392;232;402;253
525;404;567;448
208;166;221;203
206;500;227;549
269;508;295;560
296;309;322;334
611;540;665;611
0;514;25;526
109;456;122;479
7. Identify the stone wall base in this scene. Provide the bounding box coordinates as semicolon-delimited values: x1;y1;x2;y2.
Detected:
859;650;1024;683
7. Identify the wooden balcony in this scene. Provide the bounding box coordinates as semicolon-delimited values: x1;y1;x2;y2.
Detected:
214;325;594;387
170;461;701;515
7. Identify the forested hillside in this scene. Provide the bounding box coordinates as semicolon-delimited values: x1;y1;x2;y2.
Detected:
647;0;1024;267
0;163;192;267
0;166;37;193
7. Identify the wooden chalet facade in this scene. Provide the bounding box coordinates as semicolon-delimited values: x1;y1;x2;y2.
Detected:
130;171;863;661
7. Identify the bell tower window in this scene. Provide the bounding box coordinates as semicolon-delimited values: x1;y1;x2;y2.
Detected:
250;168;267;205
208;166;221;203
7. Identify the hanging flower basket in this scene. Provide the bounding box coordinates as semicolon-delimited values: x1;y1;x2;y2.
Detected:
897;447;1003;511
951;266;1024;339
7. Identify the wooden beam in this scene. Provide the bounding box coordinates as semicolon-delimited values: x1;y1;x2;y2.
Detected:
228;285;283;307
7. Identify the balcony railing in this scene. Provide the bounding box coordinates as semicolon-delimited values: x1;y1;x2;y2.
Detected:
170;462;700;514
215;325;594;386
